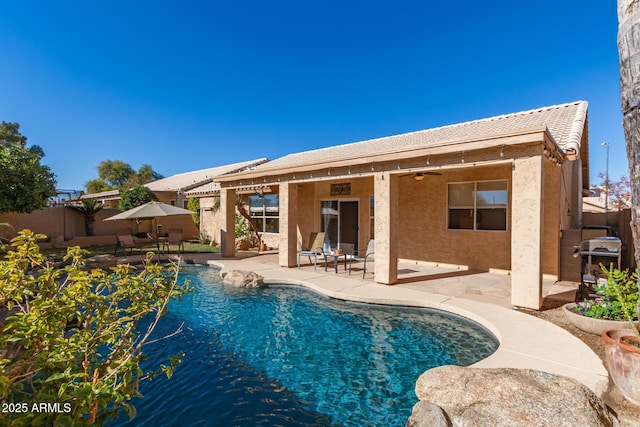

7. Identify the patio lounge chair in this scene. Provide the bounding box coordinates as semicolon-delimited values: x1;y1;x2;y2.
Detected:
114;233;140;256
162;229;185;254
297;232;326;270
349;239;375;278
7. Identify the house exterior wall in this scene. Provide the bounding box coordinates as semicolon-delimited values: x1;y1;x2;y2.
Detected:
274;157;565;276
306;178;374;252
199;196;221;244
397;164;512;271
543;159;560;277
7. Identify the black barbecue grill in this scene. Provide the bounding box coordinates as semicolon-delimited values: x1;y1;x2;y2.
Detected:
576;236;622;298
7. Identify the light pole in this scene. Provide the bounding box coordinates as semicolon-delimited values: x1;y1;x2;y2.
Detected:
601;141;610;219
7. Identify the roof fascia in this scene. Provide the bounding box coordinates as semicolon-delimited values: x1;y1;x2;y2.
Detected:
217;126;550;182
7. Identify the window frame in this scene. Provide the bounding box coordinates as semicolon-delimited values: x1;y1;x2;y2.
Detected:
447;179;508;232
249;194;280;234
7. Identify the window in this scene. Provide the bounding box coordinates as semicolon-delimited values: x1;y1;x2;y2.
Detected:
448;180;507;231
249;194;279;233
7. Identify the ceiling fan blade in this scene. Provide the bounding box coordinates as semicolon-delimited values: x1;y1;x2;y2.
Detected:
399;171;442;178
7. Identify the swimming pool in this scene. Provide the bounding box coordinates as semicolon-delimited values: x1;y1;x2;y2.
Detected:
114;265;498;426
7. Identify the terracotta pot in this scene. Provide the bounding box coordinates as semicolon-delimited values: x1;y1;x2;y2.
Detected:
260;243;267;251
602;329;640;406
562;303;639;335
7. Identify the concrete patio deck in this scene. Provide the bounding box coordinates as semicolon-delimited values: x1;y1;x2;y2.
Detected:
120;250;609;396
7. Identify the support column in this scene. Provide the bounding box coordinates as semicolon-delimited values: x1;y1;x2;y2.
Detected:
219;188;236;257
279;182;299;267
511;155;544;309
374;172;398;284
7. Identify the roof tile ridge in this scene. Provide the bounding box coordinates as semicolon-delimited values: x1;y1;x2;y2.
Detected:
561;101;589;152
271;101;587;160
159;158;269;178
442;100;588;128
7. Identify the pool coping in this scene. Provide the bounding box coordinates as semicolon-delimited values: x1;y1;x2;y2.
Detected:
204;258;610;396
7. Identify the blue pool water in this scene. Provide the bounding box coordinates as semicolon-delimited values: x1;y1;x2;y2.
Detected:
113;265;498;426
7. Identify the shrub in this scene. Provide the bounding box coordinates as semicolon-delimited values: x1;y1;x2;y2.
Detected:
187;197;200;228
0;230;192;425
576;266;638;322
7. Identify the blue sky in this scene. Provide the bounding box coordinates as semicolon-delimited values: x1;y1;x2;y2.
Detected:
0;1;627;190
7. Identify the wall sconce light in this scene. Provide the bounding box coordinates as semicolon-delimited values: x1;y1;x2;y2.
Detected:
500;144;505;157
414;173;425;181
461;151;465;163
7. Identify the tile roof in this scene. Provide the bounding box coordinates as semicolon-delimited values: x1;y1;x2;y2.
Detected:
241;101;588;173
145;158;268;192
83;158;268;199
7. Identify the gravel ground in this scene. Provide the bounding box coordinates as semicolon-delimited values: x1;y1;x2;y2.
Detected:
526;302;640;426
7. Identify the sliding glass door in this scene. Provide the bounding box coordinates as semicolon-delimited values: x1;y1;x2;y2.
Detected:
320;200;359;252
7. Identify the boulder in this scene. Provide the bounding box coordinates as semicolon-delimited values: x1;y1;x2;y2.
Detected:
222;270;266;288
408;366;619;427
406;401;450;427
235;236;251;250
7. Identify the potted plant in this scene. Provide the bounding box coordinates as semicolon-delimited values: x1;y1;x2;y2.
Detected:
562;266;639;335
599;266;640;406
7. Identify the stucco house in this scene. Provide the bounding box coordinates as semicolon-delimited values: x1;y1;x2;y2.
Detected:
212;101;590;310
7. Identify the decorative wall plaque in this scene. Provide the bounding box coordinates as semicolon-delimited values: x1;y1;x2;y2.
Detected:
330;183;351;196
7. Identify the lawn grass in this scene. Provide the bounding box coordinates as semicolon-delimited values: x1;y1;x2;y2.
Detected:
41;242;220;259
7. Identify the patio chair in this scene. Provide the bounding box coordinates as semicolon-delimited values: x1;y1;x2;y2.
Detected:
114;233;140;256
349;239;375;278
297;232;326;270
162;229;185;254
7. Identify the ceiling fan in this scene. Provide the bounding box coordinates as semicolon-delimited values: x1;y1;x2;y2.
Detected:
399;171;442;181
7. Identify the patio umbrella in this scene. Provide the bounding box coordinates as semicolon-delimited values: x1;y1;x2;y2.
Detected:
104;201;194;252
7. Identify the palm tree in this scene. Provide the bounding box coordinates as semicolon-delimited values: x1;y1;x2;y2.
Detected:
618;0;640;316
69;198;104;236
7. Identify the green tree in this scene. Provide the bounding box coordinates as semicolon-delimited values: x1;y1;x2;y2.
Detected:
119;185;157;211
0;122;27;146
0;122;57;213
135;164;164;184
85;179;111;195
187;197;200;228
85;161;163;193
0;230;192;425
97;160;135;188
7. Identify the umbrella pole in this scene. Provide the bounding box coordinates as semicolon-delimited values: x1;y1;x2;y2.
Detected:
155;218;161;256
